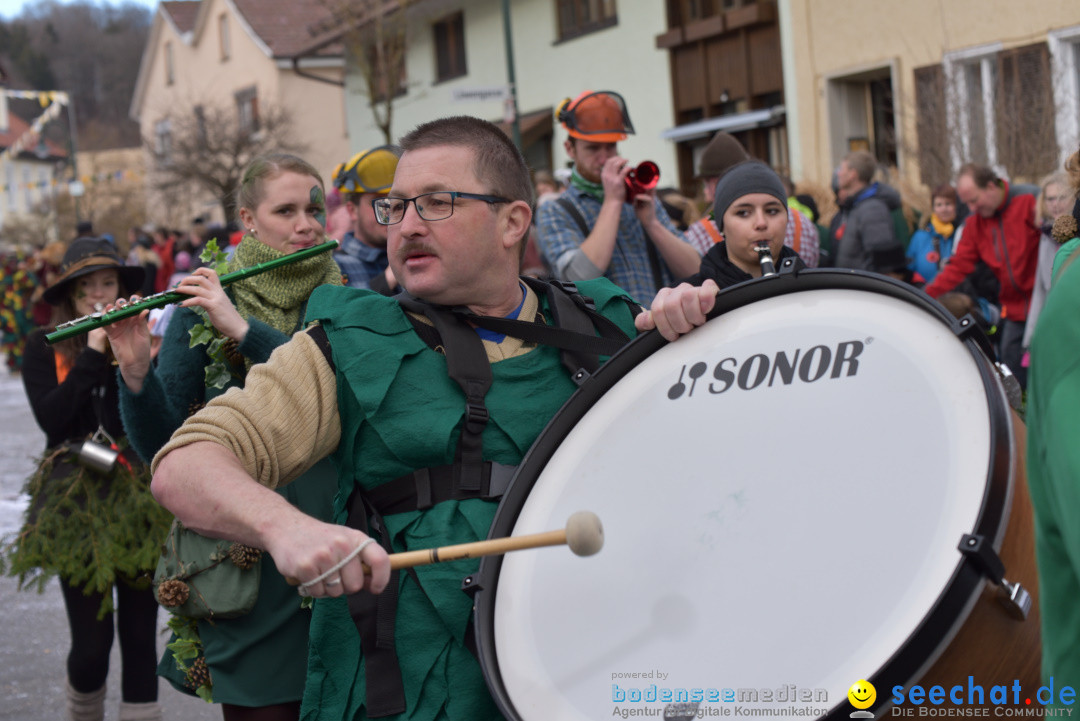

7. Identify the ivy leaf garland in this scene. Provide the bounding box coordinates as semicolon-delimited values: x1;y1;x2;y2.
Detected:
166;614;214;702
187;240;239;390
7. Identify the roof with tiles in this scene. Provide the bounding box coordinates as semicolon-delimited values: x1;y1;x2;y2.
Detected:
231;0;342;58
161;1;201;34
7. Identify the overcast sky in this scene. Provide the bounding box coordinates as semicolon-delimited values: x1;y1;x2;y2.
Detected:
0;0;158;21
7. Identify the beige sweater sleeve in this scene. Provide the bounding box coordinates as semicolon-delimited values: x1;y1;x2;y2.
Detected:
151;330;341;489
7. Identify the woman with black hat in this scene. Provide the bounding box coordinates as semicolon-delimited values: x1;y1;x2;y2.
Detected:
5;237;171;721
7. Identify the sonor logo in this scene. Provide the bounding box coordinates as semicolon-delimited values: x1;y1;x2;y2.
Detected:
667;339;867;400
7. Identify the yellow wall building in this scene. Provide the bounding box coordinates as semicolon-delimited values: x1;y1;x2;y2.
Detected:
780;0;1080;188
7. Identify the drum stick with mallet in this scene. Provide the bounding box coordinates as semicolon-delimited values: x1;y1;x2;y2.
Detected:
286;511;603;585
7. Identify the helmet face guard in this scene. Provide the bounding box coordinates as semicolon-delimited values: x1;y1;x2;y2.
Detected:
336;145;403;194
557;91;634;143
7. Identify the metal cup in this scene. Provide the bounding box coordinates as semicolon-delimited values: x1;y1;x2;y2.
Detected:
75;440;119;474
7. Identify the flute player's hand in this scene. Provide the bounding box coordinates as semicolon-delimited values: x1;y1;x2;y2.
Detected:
175;268;249;342
103;298;152;393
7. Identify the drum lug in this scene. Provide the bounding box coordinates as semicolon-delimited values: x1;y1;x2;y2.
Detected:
461;574;483;598
953;314;999;370
958;533;1031;620
778;257;800;275
993;362;1024;411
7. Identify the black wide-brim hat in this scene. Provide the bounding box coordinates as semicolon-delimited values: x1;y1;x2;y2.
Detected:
43;237;146;305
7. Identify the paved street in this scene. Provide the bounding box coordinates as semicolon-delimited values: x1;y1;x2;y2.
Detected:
0;369;216;720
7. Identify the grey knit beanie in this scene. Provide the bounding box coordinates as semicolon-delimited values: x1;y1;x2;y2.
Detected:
712;161;788;232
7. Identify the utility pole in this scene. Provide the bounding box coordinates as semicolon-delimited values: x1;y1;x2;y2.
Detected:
64;94;81;223
501;0;521;150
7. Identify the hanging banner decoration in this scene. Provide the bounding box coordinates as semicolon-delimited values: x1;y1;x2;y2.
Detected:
0;90;70;166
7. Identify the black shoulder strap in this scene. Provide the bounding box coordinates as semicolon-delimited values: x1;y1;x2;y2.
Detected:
306;324;335;373
397;294;492;494
463;277;629;380
558;194;666;294
556;194;591;237
345;492;406;717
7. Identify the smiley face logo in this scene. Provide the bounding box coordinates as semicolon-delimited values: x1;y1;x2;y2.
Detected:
847;679;876;710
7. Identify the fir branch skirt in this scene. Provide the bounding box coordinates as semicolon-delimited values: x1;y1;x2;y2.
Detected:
2;445;173;616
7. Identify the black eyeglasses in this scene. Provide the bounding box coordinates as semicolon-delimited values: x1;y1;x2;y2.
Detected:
372;191;510;225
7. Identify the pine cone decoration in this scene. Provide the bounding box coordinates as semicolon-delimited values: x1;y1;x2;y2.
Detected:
185;656;212;690
221;338;244;367
187;400;206;417
157;578;190;607
228;543;262;570
1053;213;1079;244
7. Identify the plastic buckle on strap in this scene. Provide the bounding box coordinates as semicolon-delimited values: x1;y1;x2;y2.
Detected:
571;293;597;312
464;402;489;432
551;279;578;295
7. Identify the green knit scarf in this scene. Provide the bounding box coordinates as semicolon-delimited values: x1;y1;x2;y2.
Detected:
228;234;342;338
570;168;605;201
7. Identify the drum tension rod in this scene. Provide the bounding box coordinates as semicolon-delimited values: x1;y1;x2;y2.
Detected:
993;362;1024;412
958;533;1032;620
951;315;1023;411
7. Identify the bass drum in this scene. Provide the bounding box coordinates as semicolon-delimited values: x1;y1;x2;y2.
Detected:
472;268;1039;720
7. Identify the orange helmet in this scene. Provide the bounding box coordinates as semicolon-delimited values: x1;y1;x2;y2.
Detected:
557;90;634;143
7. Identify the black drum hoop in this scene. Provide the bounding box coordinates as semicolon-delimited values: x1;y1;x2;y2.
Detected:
473;268;1014;721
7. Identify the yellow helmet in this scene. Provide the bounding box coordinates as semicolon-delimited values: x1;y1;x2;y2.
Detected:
335;145;402;195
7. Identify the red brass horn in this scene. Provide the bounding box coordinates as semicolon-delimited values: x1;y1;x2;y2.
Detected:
625;161;660;200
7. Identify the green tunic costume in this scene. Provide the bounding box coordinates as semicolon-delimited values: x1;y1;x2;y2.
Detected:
302;278;637;721
1027;233;1080;693
120;236;341;706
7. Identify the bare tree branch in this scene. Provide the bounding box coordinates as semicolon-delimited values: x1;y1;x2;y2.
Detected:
144;100;307;221
317;0;412;144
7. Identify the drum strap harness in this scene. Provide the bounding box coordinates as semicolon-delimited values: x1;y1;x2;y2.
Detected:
310;277;633;717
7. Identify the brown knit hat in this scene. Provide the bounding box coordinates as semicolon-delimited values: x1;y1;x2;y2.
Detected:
697;131;750;179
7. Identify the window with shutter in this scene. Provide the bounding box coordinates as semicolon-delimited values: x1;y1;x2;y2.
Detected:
996;43;1057;180
943;44;1000;172
433;12;467;83
556;0;618;42
1048;26;1080;168
914;64;950;187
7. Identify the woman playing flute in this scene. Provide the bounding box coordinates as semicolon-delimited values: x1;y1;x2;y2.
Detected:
106;153;343;721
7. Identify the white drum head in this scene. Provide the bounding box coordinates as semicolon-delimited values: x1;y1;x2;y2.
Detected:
480;279;1011;720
